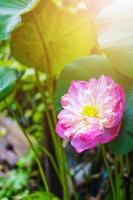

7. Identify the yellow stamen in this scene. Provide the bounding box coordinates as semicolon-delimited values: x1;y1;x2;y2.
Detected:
82;106;98;117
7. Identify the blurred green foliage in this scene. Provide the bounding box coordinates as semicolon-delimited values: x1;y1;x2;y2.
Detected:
0;151;35;200
23;191;59;200
0;41;46;199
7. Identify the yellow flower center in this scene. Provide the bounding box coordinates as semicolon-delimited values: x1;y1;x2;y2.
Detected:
82;106;98;117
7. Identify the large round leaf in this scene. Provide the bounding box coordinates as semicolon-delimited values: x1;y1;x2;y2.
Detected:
0;0;39;40
55;55;133;155
0;67;22;101
10;0;97;77
97;0;133;79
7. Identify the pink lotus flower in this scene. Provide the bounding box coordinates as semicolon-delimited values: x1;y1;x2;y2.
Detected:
56;75;125;153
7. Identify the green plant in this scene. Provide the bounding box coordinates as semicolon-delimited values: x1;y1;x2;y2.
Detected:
0;1;133;200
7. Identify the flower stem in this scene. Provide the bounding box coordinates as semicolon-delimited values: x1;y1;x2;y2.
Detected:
114;156;125;200
114;158;120;200
101;145;116;200
39;146;62;184
35;70;70;199
125;155;130;173
32;8;70;199
34;70;60;159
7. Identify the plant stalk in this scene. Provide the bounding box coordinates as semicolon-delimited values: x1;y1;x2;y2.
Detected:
101;145;116;200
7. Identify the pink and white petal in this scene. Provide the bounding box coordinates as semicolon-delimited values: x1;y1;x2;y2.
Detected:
96;76;125;128
71;136;98;153
68;80;94;107
55;121;67;139
56;114;83;138
97;75;115;90
56;111;90;138
96;75;115;103
68;79;98;104
57;109;84;138
71;119;104;153
61;93;83;113
68;80;90;94
61;80;98;112
63;119;91;138
57;109;80;121
86;78;98;101
96;123;121;144
72;117;103;138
